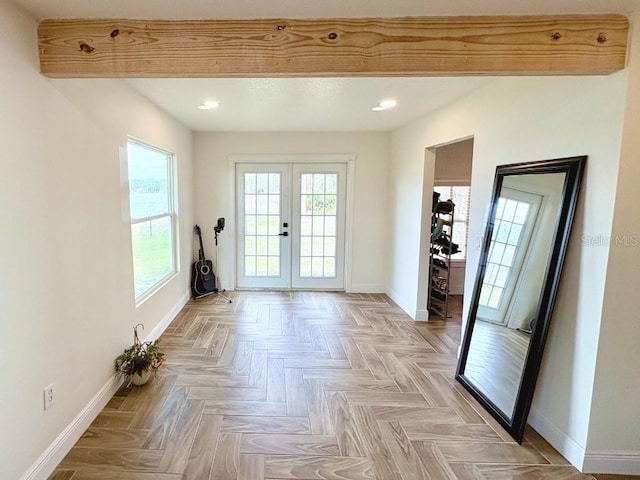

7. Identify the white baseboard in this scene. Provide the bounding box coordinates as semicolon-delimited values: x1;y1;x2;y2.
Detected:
19;374;124;480
386;287;417;320
349;283;386;294
145;289;190;342
19;290;190;480
583;451;640;474
386;288;430;321
527;406;586;470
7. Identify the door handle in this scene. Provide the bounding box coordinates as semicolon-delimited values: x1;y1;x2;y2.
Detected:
278;232;289;237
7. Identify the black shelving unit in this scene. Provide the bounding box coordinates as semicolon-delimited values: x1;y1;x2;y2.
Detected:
428;197;460;319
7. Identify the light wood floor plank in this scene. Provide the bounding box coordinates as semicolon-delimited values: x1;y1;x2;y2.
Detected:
402;423;503;442
478;464;597;479
304;378;335;435
210;433;241;480
371;405;465;424
220;415;312;434
58;448;162;471
49;293;603;480
157;400;205;473
240;434;340;456
264;454;376;480
434;440;550;464
266;358;286;403
51;471;184;480
248;348;268;388
285;368;309;417
350;405;403;480
183;414;222;480
378;421;443;480
325;390;366;457
238;454;265;480
75;428;149;449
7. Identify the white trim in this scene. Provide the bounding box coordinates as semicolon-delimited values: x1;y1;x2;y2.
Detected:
146;289;190;342
527;406;586;470
344;159;356;292
19;290;190;480
415;309;429;321
230;154;357;292
349;283;386;293
131;212;172;224
386;287;418;320
583;451;640;474
135;271;179;308
19;375;124;480
228;154;357;164
291;163;348;290
228;156;238;291
127;138;179;304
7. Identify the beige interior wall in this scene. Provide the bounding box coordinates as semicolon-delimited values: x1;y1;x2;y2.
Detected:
389;72;628;468
585;9;640;469
193;131;391;293
0;2;195;479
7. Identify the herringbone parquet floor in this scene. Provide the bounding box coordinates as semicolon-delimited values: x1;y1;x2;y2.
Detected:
49;292;628;480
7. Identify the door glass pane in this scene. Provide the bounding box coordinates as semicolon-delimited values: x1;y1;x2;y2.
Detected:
479;198;532;309
244;172;281;277
268;173;280;193
298;172;338;279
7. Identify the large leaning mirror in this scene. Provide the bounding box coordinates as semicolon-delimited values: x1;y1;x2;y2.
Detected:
456;155;586;442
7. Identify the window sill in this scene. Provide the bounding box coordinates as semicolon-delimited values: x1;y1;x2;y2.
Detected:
135;271;179;308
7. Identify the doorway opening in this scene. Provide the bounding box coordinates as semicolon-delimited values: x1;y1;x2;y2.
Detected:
419;137;474;320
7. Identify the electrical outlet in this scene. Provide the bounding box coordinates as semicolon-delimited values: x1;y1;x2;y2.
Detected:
43;383;54;410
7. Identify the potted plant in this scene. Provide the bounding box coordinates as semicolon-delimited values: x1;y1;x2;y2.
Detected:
114;323;164;386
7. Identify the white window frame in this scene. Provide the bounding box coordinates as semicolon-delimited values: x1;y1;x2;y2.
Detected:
127;138;178;304
433;183;471;262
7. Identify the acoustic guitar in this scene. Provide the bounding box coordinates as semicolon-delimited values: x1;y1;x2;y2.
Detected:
192;225;216;297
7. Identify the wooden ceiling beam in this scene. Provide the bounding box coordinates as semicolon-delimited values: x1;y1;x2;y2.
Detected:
37;15;629;78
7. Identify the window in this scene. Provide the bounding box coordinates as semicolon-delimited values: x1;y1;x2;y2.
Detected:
434;185;471;260
479;197;530;309
127;139;177;300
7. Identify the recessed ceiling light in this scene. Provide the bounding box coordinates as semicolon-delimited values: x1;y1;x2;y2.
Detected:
372;98;398;112
197;100;220;110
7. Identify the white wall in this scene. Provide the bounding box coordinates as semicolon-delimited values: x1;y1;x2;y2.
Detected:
389;72;628;468
585;9;640;471
193;132;390;293
0;2;194;479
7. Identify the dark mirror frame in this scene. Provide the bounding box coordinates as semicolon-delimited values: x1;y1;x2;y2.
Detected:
455;155;586;442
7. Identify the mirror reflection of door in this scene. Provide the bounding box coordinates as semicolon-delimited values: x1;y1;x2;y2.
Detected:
477;187;542;326
236;163;347;290
465;172;565;418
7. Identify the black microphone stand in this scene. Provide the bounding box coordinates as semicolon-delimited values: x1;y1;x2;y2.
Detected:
213;220;232;304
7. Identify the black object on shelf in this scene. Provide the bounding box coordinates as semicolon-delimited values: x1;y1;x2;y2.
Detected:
427;196;459;319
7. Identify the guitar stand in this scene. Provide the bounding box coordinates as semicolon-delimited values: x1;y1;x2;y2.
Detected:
213;230;232;304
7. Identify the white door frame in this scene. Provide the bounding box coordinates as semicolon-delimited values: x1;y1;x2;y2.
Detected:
228;154;356;291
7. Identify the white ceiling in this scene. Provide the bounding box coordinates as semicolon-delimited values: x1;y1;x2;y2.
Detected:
124;77;493;132
14;0;638;20
17;0;637;132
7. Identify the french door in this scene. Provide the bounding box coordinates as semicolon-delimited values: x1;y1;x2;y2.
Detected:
236;163;347;290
